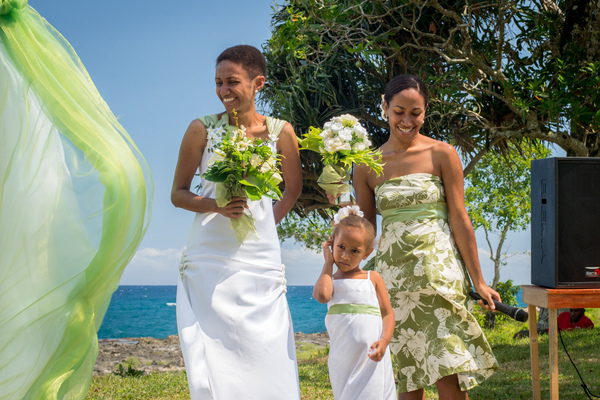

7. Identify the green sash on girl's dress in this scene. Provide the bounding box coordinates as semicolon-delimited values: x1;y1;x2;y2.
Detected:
0;2;153;399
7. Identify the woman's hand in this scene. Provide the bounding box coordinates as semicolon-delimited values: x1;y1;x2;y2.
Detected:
368;340;387;362
473;282;501;311
326;192;341;204
218;196;248;220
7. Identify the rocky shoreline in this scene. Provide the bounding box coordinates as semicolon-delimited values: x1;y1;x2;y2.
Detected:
95;332;329;375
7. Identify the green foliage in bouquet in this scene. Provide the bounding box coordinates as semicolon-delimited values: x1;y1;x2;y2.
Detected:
299;114;384;198
202;130;283;203
299;114;383;175
202;110;283;243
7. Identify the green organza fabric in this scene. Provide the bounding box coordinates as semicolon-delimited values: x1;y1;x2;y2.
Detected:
0;3;153;399
317;163;352;197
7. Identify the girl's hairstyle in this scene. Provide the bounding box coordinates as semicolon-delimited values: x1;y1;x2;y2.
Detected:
384;74;430;109
216;45;267;79
332;206;376;248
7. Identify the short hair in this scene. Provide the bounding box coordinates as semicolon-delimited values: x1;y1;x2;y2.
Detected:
332;215;376;248
216;45;267;79
384;74;430;109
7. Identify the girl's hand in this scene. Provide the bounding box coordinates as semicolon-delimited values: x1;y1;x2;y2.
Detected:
474;283;501;312
368;340;386;362
219;196;248;220
322;240;333;264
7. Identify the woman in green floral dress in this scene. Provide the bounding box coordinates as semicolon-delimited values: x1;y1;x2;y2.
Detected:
354;75;499;399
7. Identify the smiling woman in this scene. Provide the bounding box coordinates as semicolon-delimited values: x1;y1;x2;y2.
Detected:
170;44;303;399
354;74;500;399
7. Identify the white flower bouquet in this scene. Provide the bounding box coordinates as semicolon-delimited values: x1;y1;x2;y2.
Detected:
203;112;282;243
299;114;383;201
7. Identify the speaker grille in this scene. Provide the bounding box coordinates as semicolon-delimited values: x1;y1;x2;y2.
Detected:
532;157;600;287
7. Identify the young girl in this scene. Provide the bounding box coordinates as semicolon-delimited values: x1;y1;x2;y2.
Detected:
314;206;396;400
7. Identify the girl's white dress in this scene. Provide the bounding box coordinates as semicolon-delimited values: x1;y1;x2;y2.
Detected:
176;114;300;400
325;271;396;400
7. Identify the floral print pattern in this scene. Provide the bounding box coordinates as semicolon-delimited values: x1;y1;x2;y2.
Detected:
374;173;498;393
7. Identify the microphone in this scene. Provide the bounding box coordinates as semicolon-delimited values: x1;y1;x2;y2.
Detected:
469;291;529;322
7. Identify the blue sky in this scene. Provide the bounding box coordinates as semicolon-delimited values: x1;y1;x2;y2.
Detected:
28;0;534;287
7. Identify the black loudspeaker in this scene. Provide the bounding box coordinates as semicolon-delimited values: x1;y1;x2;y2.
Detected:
531;157;600;288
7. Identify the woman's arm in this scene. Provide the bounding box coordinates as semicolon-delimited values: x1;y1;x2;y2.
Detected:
437;142;500;310
353;163;377;231
273;123;302;224
171;119;247;219
313;240;335;304
369;271;394;361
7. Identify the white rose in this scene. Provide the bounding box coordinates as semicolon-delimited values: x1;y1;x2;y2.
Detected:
323;137;351;152
352;141;367;151
354;125;367;138
319;128;334;140
338;127;353;141
337;114;359;127
329;122;343;133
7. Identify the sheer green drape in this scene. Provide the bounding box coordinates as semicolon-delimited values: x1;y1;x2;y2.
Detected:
0;2;153;399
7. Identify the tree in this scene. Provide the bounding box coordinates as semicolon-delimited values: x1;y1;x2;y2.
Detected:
277;211;333;252
465;143;551;327
262;0;600;217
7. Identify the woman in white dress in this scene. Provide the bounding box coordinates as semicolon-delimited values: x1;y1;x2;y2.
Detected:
171;45;302;400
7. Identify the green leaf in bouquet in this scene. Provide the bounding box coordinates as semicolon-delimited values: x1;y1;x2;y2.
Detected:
298;126;325;153
244;185;262;201
202;168;227;182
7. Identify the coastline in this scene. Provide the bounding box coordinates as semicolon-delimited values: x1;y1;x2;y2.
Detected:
95;332;329;375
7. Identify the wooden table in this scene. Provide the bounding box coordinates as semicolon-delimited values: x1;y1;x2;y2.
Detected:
521;285;600;400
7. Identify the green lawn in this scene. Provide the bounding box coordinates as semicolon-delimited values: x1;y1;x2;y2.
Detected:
85;309;600;400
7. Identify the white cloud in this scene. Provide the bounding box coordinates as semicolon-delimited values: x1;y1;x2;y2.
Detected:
120;247;183;285
281;240;324;286
475;228;531;287
119;229;533;288
120;243;324;286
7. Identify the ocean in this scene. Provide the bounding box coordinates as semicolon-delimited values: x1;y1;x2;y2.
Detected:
97;285;526;340
97;285;328;340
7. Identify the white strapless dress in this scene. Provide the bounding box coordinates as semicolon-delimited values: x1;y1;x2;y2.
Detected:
326;272;396;400
176;114;300;400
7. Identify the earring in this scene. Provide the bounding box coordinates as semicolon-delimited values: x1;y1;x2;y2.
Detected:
255;89;259;95
379;94;388;122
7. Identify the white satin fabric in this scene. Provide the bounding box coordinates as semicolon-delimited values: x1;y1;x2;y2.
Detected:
176;115;300;400
326;273;396;400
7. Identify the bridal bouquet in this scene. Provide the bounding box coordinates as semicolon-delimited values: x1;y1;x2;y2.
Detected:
202;113;282;243
299;114;383;201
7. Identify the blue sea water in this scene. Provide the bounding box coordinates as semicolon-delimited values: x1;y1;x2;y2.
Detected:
97;285;527;340
97;286;328;339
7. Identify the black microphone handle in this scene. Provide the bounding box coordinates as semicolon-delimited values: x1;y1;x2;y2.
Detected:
469;291;529;322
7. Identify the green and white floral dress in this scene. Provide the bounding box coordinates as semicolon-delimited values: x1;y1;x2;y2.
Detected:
374;173;498;393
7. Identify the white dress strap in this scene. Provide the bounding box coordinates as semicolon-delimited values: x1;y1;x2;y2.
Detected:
367;270;371;280
265;116;286;138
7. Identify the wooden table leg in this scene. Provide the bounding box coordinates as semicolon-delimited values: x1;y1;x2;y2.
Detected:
528;305;541;400
549;308;559;400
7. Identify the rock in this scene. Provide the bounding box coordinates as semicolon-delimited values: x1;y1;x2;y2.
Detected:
95;332;329;376
95;335;185;375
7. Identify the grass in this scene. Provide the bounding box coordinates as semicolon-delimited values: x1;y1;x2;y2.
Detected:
85;309;600;400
